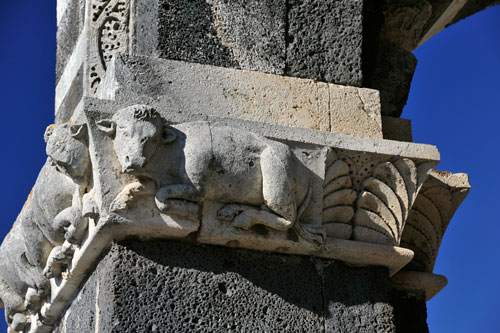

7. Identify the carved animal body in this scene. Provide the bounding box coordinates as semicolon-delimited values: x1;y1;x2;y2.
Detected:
0;124;91;328
98;106;318;237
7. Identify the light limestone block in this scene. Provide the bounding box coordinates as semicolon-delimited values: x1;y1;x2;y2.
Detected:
97;54;383;138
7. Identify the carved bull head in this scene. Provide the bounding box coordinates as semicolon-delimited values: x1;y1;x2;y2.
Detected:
44;123;90;181
96;105;177;174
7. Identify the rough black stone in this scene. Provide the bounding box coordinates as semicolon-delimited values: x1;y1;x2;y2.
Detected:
97;241;324;332
286;0;364;86
157;0;238;68
367;41;417;117
55;240;430;332
156;0;286;74
391;289;429;333
323;262;396;333
56;0;85;84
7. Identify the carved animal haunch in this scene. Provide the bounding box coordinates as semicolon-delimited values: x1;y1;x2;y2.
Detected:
0;123;93;330
97;105;324;243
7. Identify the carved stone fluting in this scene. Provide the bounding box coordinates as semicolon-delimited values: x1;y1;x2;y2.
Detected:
352;159;434;246
0;123;96;332
322;149;356;239
400;170;470;273
87;0;130;95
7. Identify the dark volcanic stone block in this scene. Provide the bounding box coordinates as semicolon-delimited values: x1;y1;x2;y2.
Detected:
391;289;429;333
368;41;417;117
55;240;426;332
156;0;286;74
56;0;85;84
97;241;324;332
286;0;364;86
323;262;396;333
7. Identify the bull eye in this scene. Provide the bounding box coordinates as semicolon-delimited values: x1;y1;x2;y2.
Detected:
140;137;148;144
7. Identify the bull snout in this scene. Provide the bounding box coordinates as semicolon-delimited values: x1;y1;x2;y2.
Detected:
122;155;147;173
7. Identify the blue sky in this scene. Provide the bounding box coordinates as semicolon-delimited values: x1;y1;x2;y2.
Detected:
0;2;498;332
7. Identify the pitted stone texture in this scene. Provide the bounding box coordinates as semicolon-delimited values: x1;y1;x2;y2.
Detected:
368;41;417;117
286;0;363;86
56;0;85;84
156;0;286;74
323;263;396;333
96;241;324;332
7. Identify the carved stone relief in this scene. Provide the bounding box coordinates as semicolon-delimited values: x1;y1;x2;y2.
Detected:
88;0;130;95
0;102;444;332
0;123;95;332
400;170;470;272
96;105;326;244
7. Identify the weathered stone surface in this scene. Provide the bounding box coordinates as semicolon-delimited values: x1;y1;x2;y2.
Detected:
95;241;324;332
55;66;84;123
98;54;383;138
367;41;417;117
324;263;396;332
52;240;423;332
401;170;470;273
286;0;363;86
155;0;286;74
0;99;443;331
379;0;432;52
56;0;85;84
382;116;413;142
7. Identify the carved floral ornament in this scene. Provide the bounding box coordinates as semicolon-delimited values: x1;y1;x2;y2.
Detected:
0;104;448;332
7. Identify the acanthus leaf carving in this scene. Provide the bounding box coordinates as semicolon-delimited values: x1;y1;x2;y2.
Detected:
352;158;433;246
322;148;356;239
400;170;470;272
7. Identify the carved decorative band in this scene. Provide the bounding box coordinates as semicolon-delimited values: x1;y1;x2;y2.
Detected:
0;104;441;332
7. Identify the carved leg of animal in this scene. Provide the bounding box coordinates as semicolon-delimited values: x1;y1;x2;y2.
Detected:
0;285;25;326
43;244;73;279
217;204;256;221
155;185;201;220
260;147;297;224
10;313;30;332
110;181;155;213
53;206;81;235
232;209;294;230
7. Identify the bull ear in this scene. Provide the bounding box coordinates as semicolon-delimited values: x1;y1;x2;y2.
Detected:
70;124;88;140
96;119;116;137
161;125;177;144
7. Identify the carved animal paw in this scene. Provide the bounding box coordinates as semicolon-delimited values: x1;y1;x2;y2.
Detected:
43;245;73;279
295;223;326;245
217;204;246;221
232;212;254;230
110;182;146;213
